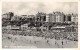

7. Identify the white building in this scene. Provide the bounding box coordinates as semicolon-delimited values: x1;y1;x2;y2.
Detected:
71;14;78;24
55;12;64;23
21;23;28;30
48;13;56;22
46;14;50;22
56;15;61;22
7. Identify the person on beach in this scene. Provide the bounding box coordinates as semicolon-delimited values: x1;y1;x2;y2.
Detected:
62;40;63;48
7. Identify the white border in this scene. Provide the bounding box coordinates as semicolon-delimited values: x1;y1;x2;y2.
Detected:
2;0;78;2
0;0;79;50
0;0;2;50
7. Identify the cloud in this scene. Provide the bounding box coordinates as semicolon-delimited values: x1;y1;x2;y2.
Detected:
2;2;78;15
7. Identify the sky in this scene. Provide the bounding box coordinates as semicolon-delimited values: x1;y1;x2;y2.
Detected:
2;2;78;15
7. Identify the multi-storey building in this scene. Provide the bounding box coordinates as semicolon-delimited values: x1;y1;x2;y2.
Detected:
36;12;46;22
49;13;56;22
65;14;71;23
48;12;65;23
47;12;66;23
55;12;65;23
46;14;50;22
71;13;78;24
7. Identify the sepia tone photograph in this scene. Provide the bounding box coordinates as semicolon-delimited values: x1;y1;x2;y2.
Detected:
2;1;78;48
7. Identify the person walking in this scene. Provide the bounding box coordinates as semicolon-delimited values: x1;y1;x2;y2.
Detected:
62;40;63;48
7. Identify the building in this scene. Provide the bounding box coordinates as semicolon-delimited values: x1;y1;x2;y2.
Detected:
49;13;56;22
11;25;20;30
55;12;65;23
60;12;65;23
65;14;71;23
49;12;65;23
65;26;77;32
27;15;35;22
51;26;65;31
11;15;20;21
21;15;28;18
46;14;50;22
10;15;22;26
63;15;66;22
55;12;60;22
2;12;14;21
2;12;14;26
71;13;78;24
21;23;28;30
36;12;46;22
